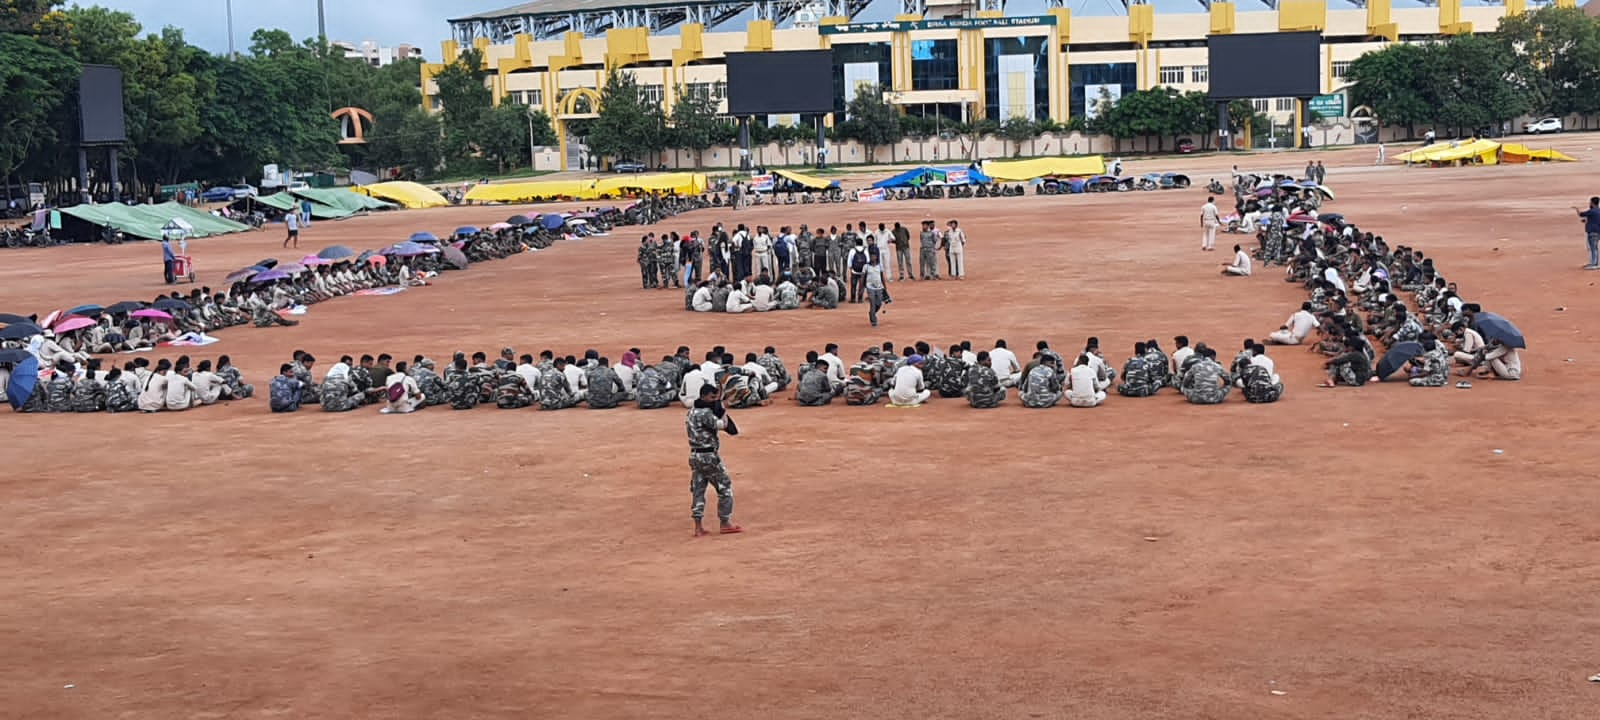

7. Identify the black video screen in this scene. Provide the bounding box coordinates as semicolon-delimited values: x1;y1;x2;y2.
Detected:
726;50;835;115
1207;32;1321;100
79;64;128;144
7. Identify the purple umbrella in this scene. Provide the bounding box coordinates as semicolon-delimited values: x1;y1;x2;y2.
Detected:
252;269;292;283
225;268;260;283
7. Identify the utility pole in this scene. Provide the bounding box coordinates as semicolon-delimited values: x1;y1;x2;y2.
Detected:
317;0;327;42
226;0;236;58
528;109;538;171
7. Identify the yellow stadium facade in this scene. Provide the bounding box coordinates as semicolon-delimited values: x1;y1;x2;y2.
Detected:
426;0;1572;166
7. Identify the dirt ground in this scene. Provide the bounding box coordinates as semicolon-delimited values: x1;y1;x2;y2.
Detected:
3;137;1599;719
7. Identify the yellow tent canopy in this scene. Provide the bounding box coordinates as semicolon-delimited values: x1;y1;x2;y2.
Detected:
464;173;709;204
352;181;449;208
1498;142;1576;163
771;169;835;189
983;156;1106;181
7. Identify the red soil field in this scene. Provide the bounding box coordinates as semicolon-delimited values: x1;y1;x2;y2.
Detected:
2;139;1598;719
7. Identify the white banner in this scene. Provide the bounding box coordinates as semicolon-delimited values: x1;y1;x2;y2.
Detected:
750;174;774;191
855;188;886;202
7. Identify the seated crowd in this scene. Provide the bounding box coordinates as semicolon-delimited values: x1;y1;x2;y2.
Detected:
2;354;253;413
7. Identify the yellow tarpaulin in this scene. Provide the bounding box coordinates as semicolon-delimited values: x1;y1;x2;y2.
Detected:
464;173;709;203
982;156;1106;181
352;181;449;208
1395;139;1500;165
772;169;834;189
1498;143;1576;163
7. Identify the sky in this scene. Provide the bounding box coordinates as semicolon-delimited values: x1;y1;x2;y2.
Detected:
94;0;1438;57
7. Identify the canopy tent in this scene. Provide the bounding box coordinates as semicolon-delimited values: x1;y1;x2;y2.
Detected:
232;192;354;220
464;173;709;204
771;169;838;190
983;156;1107;181
293;187;395;212
351;181;449;208
1497;142;1576;163
60;201;252;241
871;166;992;189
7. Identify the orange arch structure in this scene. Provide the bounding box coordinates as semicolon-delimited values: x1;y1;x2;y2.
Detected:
333;107;375;144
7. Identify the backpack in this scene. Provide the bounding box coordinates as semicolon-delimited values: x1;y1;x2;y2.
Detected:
850;250;867;273
387;381;406;403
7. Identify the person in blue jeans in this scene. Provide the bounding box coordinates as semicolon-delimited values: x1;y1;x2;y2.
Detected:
1573;196;1600;270
160;238;175;284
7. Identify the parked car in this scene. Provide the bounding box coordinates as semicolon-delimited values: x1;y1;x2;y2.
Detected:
286;181;309;192
230;183;259;198
613;161;647;173
1175;138;1197;154
1524;117;1563;134
199;186;238;203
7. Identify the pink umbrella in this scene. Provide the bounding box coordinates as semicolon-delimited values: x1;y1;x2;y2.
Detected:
300;255;332;266
488;222;513;231
53;315;95;333
40;309;61;329
130;308;173;323
367;254;387;266
275;263;308;274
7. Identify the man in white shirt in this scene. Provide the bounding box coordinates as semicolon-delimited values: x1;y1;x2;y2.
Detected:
1222;243;1252;276
888;356;930;406
1066;353;1108;408
989;339;1022;387
1323;265;1347;293
1269;302;1320;345
819;344;846;387
691;282;714;312
741;353;779;396
725;285;754;313
751;282;776;312
753;228;773;277
1170;336;1194;378
1451;323;1485;367
945;219;967;279
874;223;893;280
1478;341;1522;380
516;355;542;391
563;358;588;401
679;366;709;408
1246;345;1280;386
1200;196;1221;251
700;352;723;383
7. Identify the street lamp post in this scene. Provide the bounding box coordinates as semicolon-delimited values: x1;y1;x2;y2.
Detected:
527;108;537;171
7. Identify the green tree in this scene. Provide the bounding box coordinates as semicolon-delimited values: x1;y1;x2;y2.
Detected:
1346;43;1434;137
998;115;1037;157
473;103;553;172
1495;6;1600;122
1423;35;1532;133
0;33;77;192
0;0;60;33
838;84;901;163
587;70;664;163
667;85;720;167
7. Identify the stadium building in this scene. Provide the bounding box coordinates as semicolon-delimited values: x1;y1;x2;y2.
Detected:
425;0;1569;163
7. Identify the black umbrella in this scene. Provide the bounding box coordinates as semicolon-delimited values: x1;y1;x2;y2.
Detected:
507;214;534;226
0;313;32;325
441;246;469;270
106;301;146;315
1376;341;1424;380
152;297;192;311
0;348;31;364
0;323;43;340
317;245;356;260
1473;312;1526;349
255;258;279;269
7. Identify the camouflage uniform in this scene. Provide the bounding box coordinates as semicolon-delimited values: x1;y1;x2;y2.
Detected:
1240;364;1284;403
1019;365;1063;408
218;366;253;399
717;369;761;409
1179;359;1232;405
538;370;577;410
105;379;138;412
1116;356;1157;398
636;366;674;409
936;357;969;398
795;367;834;406
444;367;479;409
320;377;362;412
686;405;733;522
1408;347;1449;387
1144;347;1172;389
494;373;535;408
349;366;374;396
655;361;684;397
1394;317;1423;345
965;364;1006;408
414;367;449;407
1328;350;1371;386
757;352;791;391
253;306;298;328
638;242;658;289
268;375;304;412
843;362;883;406
292;362;320;405
44;375;74;412
71;377;106;413
776;283;800;309
654;242;678;288
586;366;623;409
1230;350;1255;380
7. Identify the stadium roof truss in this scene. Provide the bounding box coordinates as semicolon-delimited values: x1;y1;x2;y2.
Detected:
450;0;873;42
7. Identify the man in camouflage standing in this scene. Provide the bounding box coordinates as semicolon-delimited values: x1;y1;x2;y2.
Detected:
687;383;743;536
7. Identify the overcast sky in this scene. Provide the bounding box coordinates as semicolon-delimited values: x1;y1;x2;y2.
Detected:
96;0;1437;57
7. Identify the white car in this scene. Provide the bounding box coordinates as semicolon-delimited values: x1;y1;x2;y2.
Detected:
230;183;259;198
1524;117;1563;134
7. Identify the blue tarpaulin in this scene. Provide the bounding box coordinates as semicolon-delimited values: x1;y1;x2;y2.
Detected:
871;165;992;189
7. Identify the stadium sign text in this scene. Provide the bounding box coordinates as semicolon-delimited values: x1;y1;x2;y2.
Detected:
820;15;1056;35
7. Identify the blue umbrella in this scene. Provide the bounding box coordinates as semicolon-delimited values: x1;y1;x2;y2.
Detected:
105;301;145;315
1376;341;1424;380
67;304;104;316
252;269;292;283
7;355;38;410
317;245;356;260
383;241;438;257
541;214;566;230
452;226;479;237
0;313;34;325
409;232;439;243
0;323;43;340
1474;312;1526;349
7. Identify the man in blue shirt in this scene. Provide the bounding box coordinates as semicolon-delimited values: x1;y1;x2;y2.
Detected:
1574;196;1600;270
160;237;175;284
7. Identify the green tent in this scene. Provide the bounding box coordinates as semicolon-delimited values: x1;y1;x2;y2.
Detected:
290;187;395;213
235;193;354;220
60;202;253;241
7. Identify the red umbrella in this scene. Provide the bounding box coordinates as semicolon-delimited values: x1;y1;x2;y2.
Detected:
130;308;174;323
